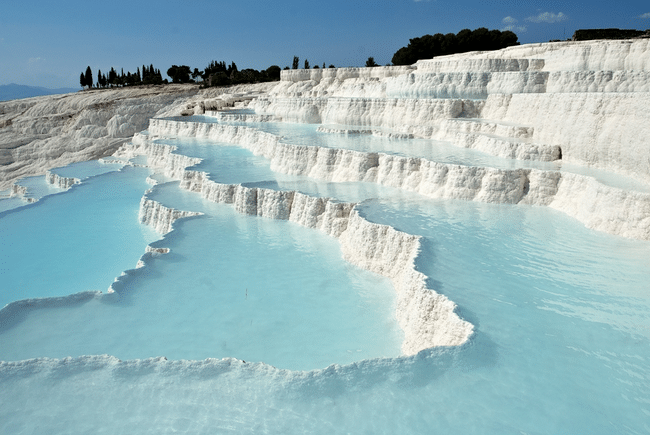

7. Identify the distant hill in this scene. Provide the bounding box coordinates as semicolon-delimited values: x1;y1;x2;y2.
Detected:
0;83;78;102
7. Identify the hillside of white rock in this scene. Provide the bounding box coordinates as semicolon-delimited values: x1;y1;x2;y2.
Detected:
0;83;274;189
2;40;648;185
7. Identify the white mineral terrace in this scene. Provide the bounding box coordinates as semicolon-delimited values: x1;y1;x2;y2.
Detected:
115;136;474;354
3;39;650;355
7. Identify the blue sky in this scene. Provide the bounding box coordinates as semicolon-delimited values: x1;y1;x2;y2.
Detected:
1;0;649;89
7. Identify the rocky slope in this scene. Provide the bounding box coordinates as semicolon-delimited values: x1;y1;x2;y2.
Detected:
0;83;274;189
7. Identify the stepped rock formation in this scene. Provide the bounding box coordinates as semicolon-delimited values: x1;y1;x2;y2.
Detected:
116;135;474;354
3;39;650;353
251;40;650;182
123;39;649;241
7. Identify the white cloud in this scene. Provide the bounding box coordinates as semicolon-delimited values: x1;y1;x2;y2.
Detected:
526;12;568;23
502;25;527;33
640;13;650;19
502;16;518;24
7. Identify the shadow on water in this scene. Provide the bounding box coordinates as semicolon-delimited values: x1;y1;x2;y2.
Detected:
414;236;482;330
412;235;444;296
241;180;283;190
287;331;498;400
0;291;101;336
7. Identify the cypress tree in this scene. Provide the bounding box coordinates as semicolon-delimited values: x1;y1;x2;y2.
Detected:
85;66;93;89
229;62;238;79
80;72;86;89
108;67;117;87
365;57;378;67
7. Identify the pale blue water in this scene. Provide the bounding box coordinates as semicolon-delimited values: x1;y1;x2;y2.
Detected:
0;148;402;368
1;114;649;434
0;164;158;307
0;160;127;213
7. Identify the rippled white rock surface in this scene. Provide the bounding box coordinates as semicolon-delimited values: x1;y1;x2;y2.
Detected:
0;83;276;189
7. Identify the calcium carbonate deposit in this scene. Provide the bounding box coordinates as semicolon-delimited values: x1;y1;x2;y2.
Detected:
1;39;650;434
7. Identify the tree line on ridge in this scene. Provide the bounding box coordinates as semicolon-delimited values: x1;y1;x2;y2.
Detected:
79;61;283;90
80;65;164;89
78;27;520;90
391;28;520;65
